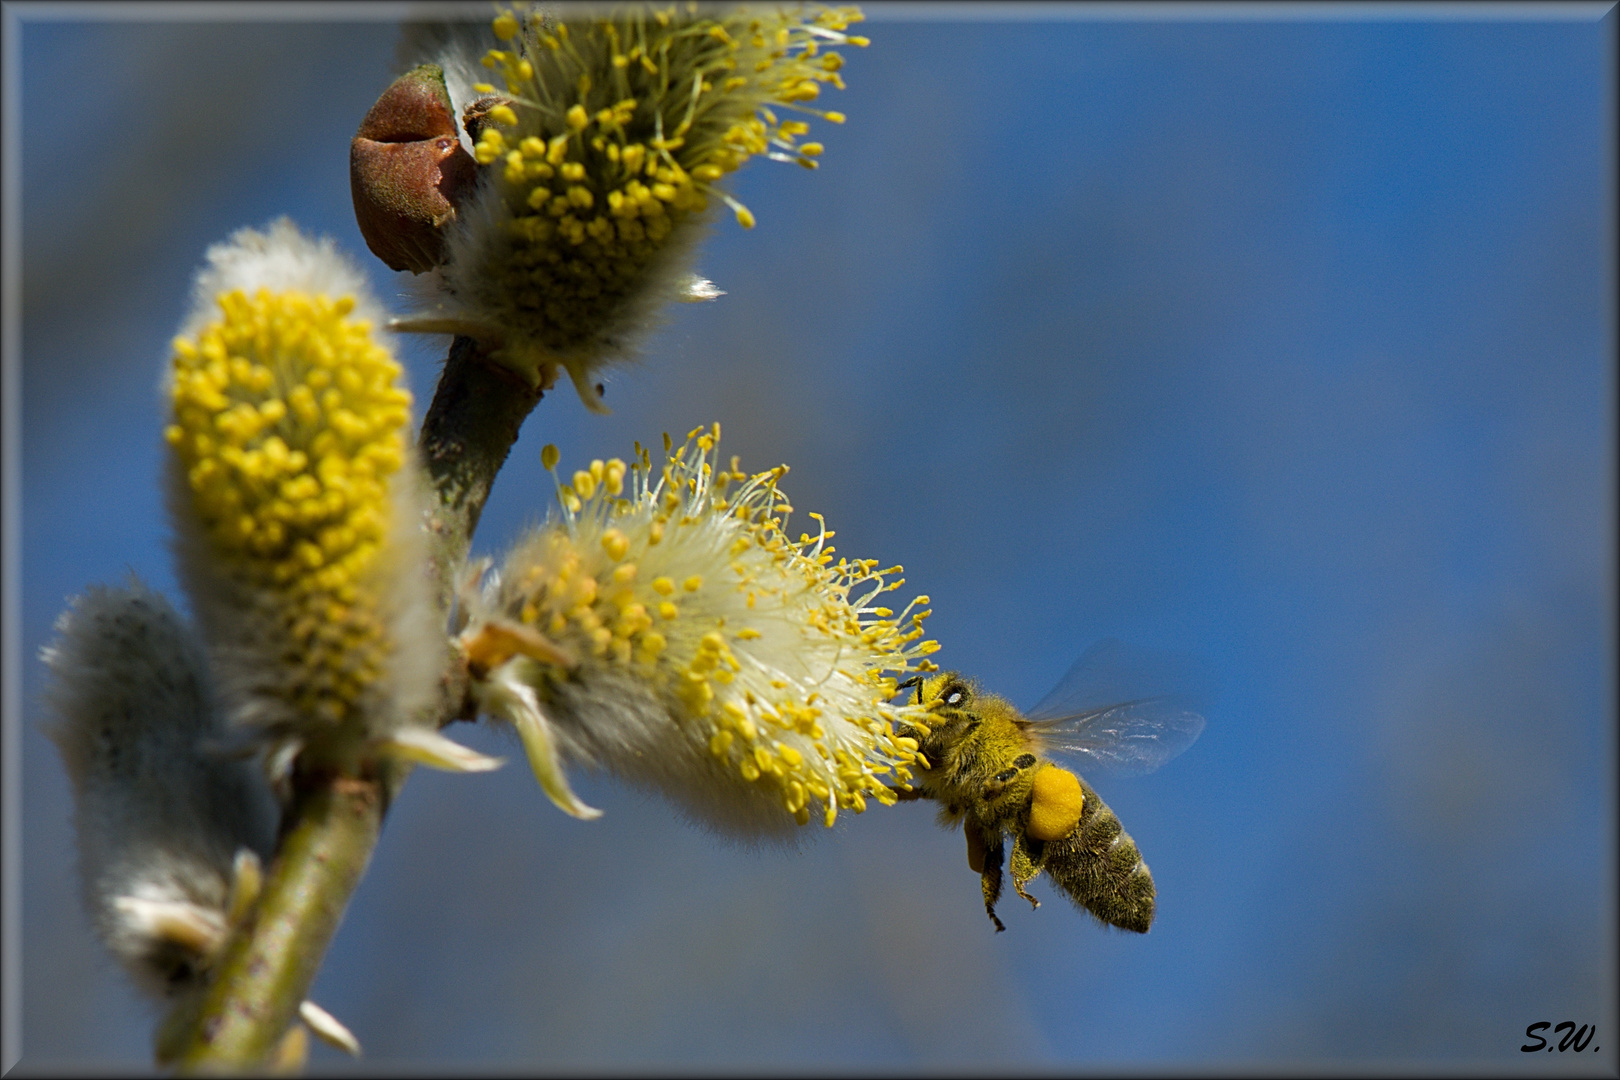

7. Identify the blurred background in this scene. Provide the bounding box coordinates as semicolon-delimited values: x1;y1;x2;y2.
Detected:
9;2;1614;1071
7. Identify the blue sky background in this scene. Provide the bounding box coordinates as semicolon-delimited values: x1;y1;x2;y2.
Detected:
10;4;1615;1071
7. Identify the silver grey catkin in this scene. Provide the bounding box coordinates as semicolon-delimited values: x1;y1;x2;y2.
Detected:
44;578;276;999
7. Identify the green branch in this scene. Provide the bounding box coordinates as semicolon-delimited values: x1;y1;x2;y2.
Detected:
169;769;385;1071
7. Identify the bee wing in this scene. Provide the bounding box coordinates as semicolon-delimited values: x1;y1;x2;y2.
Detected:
1022;639;1210;777
1024;698;1206;777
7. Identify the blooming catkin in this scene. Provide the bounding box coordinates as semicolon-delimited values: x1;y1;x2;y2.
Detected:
43;580;276;1000
459;424;940;837
164;220;450;764
409;3;868;410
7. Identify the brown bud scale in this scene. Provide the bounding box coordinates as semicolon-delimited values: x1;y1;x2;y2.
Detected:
350;64;477;274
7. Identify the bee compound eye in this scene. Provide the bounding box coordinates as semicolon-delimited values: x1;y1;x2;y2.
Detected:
943;686;966;706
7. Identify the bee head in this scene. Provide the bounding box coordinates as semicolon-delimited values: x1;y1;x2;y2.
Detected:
892;673;977;765
918;672;972;709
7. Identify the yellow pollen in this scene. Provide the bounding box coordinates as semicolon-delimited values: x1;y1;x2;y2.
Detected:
168;286;409;724
456;4;863;373
488;424;940;831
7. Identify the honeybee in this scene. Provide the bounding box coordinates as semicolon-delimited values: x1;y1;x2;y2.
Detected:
894;639;1206;933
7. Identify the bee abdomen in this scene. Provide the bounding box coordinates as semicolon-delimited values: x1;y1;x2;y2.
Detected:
1039;778;1155;933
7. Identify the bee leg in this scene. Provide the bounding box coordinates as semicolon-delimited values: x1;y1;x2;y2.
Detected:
971;825;1007;932
887;785;925;802
1011;835;1043;911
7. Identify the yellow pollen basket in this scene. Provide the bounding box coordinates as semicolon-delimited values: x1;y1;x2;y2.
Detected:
1027;765;1086;842
166;288;412;724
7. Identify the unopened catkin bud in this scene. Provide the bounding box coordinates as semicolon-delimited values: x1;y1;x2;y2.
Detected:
43;579;275;1000
351;64;479;274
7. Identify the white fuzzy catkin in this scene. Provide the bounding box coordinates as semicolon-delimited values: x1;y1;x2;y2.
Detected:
44;580;276;999
165;220;444;756
393;5;864;411
460;426;939;838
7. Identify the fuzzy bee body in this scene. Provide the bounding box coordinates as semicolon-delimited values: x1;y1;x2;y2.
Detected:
897;641;1205;934
1013;773;1155;932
